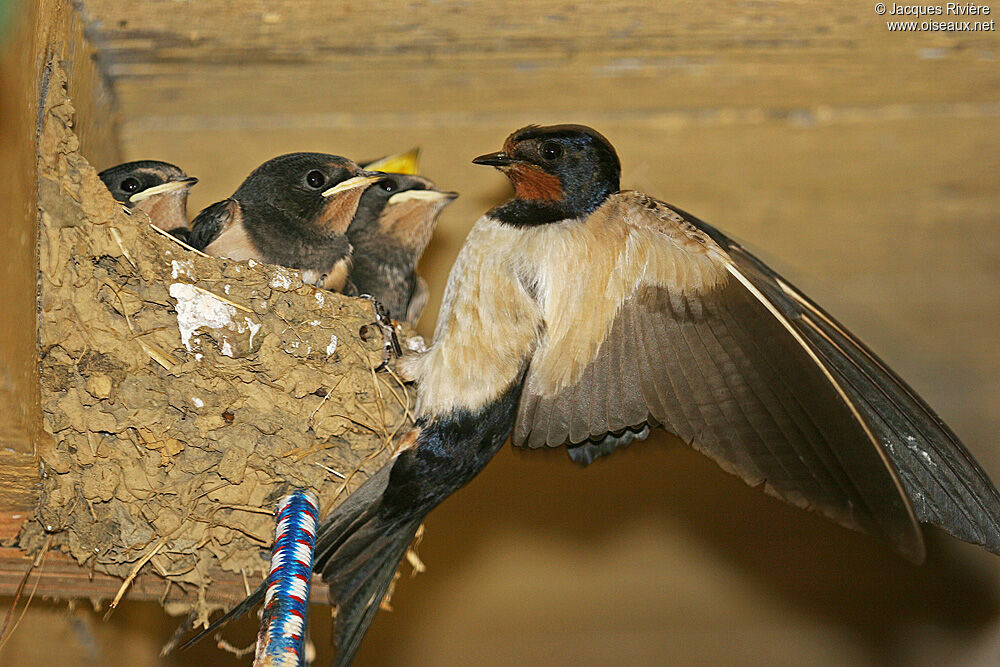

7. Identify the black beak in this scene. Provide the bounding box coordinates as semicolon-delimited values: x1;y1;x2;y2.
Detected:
472;151;512;167
181;176;199;186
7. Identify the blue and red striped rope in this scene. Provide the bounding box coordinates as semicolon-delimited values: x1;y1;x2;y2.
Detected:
255;489;319;667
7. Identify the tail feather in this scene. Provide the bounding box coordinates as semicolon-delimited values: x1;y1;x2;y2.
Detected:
313;462;423;665
321;514;422;667
177;582;265;652
171;463;423;663
315;464;394;565
171;383;518;661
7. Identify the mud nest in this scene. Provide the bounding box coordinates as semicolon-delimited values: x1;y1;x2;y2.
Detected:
18;63;418;616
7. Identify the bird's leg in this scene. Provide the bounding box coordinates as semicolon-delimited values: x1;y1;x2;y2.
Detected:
360;294;402;371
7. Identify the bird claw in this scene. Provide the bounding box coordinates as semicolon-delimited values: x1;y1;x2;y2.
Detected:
361;294;402;371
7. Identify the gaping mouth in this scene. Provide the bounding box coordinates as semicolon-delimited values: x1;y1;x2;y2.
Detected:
363;147;421;175
128;177;198;204
321;174;382;198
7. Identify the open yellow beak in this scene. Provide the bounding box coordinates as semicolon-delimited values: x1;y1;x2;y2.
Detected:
321;174;382;198
362;147;421;175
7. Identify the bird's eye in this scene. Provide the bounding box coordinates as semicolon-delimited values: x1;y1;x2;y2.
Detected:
121;177;140;193
540;141;563;161
305;170;326;189
379;179;396;193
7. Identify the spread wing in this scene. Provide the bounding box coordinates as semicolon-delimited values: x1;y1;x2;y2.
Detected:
694;216;1000;554
513;195;931;560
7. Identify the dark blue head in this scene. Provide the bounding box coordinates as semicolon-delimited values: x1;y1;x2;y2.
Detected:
473;124;621;227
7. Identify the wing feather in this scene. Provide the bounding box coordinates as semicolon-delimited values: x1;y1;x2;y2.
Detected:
188;198;240;251
512;195;927;559
711;233;1000;553
640;295;696;437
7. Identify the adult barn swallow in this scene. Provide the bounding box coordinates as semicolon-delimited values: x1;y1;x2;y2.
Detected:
347;173;457;324
185;153;381;291
98;160;197;231
183;125;1000;665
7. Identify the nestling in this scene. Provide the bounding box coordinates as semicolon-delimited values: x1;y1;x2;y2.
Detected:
184;153;382;291
98;160;198;231
347;173;457;324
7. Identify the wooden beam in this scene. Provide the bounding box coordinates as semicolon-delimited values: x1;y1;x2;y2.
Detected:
0;546;324;605
0;451;38;543
1;0;123;459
